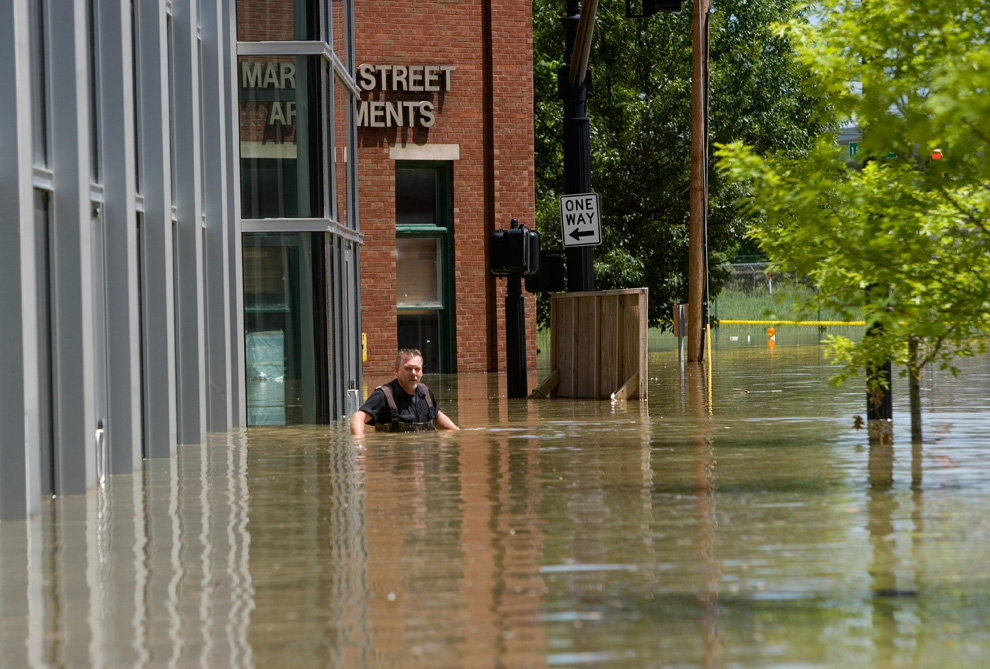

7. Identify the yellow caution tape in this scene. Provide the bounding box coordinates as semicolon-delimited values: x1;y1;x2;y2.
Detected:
718;320;866;326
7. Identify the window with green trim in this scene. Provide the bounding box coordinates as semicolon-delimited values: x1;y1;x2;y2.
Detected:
395;162;454;373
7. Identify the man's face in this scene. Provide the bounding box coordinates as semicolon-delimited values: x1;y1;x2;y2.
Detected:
395;354;424;394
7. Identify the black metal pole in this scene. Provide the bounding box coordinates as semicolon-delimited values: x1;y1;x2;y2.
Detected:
866;323;893;444
561;1;594;292
506;276;527;397
864;284;893;443
866;356;893;421
505;228;527;396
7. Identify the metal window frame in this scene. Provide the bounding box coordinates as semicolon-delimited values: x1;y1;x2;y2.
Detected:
233;0;361;424
1;0;41;518
394;161;455;372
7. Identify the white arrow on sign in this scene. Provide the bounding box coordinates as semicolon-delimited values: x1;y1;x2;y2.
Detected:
559;193;601;247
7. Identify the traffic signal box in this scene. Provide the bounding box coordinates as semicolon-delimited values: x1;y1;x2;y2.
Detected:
525;252;566;293
625;0;682;18
645;0;683;13
489;220;540;276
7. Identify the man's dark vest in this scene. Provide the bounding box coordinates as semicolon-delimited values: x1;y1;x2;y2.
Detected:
373;383;436;432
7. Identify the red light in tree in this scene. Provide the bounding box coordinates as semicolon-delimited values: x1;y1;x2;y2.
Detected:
931;148;943;160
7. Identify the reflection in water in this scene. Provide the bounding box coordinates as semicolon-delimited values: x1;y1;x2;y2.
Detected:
687;362;721;667
2;345;990;666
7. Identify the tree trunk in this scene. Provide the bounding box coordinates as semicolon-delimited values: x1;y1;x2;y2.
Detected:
908;337;922;443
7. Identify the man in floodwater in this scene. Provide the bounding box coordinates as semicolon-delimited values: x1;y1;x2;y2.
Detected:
350;348;459;436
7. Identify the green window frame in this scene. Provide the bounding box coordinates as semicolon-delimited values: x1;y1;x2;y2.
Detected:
395;161;454;373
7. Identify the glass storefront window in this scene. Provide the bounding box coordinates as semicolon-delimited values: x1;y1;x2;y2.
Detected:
396;237;441;307
397;311;440;374
333;75;350;227
236;0;321;42
29;0;48;166
87;0;100;182
242;232;329;425
34;190;54;493
131;0;141;190
239;55;326;219
395;163;453;371
395;168;438;225
331;0;349;66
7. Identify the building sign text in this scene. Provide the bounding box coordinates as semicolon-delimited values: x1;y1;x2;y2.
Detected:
357;64;456;129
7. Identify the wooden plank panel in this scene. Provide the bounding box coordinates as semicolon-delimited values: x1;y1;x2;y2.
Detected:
639;290;649;398
622;291;642;399
576;296;598;397
528;369;559;399
594;295;602;397
599;294;620;398
549;295;556;374
551;289;648;400
553;295;575;398
611;372;639;401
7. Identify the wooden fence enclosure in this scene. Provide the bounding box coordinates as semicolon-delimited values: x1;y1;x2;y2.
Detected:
531;288;648;400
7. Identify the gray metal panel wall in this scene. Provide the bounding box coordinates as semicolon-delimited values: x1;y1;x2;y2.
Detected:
49;0;97;494
98;0;143;475
0;0;41;519
171;0;208;445
1;0;253;520
136;1;178;458
201;0;235;433
223;0;246;428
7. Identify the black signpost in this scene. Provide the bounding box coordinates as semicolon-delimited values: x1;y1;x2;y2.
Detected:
560;0;595;293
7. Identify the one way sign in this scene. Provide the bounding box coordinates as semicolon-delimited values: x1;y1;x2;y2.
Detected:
559;193;601;248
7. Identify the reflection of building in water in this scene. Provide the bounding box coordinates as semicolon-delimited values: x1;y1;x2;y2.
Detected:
0;436;256;666
246;437;373;666
362;434;547;665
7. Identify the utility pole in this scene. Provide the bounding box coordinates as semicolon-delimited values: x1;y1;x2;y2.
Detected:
560;0;597;292
687;0;710;362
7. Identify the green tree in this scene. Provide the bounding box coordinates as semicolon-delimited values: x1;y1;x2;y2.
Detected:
533;0;831;326
717;0;990;440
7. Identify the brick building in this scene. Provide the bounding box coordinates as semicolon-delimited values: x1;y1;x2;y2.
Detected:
354;1;538;377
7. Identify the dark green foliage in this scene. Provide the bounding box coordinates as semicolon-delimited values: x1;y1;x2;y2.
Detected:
533;0;832;327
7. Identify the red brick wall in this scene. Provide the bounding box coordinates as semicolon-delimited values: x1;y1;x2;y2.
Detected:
236;0;297;41
355;1;536;376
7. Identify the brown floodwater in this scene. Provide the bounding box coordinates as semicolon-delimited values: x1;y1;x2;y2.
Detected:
3;338;990;667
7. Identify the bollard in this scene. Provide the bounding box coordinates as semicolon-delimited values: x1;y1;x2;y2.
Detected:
673;304;687;359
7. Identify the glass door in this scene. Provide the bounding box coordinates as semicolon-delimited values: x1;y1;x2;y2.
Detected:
242;231;329;425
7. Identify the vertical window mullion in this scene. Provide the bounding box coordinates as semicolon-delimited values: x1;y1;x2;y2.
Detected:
324;60;332;220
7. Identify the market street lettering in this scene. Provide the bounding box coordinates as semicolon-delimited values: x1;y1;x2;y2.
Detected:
357;64;455;92
241;62;296;89
241;61;298;142
356;100;435;128
356;63;454;128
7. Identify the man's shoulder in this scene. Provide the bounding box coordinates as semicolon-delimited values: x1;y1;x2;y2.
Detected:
359;385;389;411
369;379;404;396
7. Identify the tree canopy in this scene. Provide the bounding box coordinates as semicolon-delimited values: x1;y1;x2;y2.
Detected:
533;0;832;325
716;0;990;436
